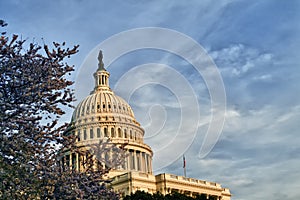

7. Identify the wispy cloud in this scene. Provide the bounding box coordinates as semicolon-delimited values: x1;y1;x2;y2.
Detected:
210;44;274;77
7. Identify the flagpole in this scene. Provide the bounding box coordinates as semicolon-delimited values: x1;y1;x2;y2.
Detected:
183;155;186;177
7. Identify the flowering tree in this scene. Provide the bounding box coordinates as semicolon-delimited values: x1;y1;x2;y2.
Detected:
0;20;122;199
53;138;126;200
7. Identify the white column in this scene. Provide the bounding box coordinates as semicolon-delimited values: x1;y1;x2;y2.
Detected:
136;151;141;171
141;152;146;172
148;155;152;174
133;150;137;171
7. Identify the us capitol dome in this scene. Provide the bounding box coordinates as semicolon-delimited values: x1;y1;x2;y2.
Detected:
66;50;153;176
63;50;231;199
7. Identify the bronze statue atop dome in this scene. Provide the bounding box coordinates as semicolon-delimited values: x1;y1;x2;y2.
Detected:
97;50;105;71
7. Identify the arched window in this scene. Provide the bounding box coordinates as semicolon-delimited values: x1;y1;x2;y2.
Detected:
124;129;127;138
90;128;94;139
118;128;122;138
77;130;81;141
111;128;115;138
130;130;133;140
83;129;87;140
97;128;101;138
104;127;108;137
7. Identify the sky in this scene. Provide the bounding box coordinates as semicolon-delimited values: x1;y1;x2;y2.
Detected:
1;0;300;199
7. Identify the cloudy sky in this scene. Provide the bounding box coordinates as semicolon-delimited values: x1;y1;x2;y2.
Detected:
1;0;300;199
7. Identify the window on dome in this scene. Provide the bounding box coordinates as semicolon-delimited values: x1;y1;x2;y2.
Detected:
104;128;108;137
118;128;122;137
97;128;101;138
111;128;115;138
108;104;111;109
90;129;94;139
130;130;133;140
97;104;100;109
77;130;81;141
124;129;127;138
103;104;105;109
83;129;87;140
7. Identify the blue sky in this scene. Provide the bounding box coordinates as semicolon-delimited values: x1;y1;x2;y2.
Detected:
1;0;300;199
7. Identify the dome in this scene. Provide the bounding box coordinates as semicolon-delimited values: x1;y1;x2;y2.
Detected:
64;50;153;176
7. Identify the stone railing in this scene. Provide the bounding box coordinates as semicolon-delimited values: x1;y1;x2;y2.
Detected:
166;174;221;188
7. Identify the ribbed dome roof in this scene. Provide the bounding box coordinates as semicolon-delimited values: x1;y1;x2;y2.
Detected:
72;90;135;121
